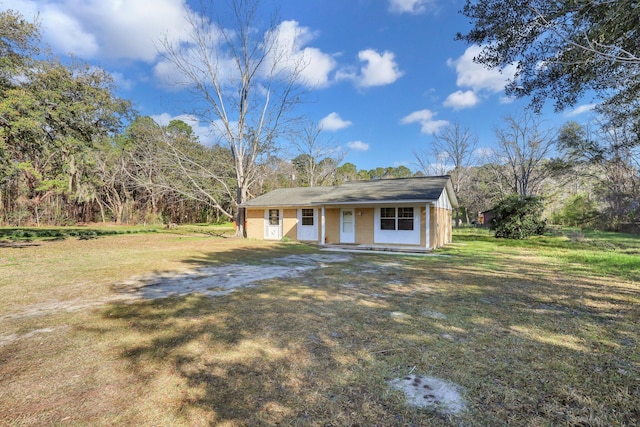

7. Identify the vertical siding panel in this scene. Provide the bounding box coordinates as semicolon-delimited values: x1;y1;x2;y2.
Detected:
283;208;297;240
245;209;265;239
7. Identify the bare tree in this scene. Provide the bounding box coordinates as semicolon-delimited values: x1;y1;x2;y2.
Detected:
558;116;640;229
415;122;478;222
123;117;236;223
159;0;307;236
415;150;449;176
491;113;556;197
290;123;345;187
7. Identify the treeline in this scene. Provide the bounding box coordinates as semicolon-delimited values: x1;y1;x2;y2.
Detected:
1;10;638;231
0;12;214;226
414;116;640;232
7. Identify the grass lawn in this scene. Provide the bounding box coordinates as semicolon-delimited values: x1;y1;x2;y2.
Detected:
1;226;638;426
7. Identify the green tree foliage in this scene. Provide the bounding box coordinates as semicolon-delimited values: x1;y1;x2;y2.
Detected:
553;193;599;227
0;10;131;225
457;0;640;127
334;162;357;184
0;10;40;192
332;163;418;184
365;166;414;180
490;194;547;239
0;9;39;89
1;61;130;224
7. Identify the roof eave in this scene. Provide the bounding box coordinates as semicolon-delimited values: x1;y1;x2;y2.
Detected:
444;179;459;208
311;199;440;206
243;202;319;208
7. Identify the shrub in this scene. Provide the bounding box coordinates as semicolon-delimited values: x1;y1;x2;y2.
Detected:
490;195;547;239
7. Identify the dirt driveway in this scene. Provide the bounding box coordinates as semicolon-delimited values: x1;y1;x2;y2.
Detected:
116;253;354;299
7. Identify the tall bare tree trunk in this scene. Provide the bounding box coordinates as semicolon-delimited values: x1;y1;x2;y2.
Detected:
159;0;308;235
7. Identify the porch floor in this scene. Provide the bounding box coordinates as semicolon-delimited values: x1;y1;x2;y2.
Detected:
319;244;440;256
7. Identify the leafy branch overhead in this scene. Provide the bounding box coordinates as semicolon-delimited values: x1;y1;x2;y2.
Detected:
458;0;640;123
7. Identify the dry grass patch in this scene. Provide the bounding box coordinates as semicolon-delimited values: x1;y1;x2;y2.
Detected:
1;228;639;426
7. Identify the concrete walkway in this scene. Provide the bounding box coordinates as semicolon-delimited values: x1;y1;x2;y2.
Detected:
319;244;445;256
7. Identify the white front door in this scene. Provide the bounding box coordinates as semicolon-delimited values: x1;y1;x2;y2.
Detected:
265;209;282;240
340;208;355;243
297;208;318;241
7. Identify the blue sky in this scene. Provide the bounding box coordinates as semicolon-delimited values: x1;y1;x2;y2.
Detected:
6;0;597;171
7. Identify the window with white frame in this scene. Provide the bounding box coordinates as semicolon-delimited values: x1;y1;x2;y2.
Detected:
380;208;396;230
268;209;279;225
379;207;414;231
398;207;414;230
301;208;314;226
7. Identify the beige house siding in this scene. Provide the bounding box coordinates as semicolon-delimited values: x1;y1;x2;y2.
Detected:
246;208;264;239
283;209;297;240
430;206;452;248
248;204;452;249
354;208;374;245
325;208;340;244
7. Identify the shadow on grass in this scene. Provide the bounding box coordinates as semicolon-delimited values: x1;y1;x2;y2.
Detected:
88;242;640;426
99;290;428;425
178;241;319;267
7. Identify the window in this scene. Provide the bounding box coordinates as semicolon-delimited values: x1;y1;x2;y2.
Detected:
268;209;279;226
398;207;414;230
301;208;314;226
380;207;414;231
342;210;353;232
380;207;396;230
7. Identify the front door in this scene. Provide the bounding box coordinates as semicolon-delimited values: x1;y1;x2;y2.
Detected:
340;208;355;243
265;209;282;240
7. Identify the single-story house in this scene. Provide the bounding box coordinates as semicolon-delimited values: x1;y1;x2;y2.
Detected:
242;175;458;250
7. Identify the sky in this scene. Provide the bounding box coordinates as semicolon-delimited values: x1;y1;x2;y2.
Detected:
5;0;597;171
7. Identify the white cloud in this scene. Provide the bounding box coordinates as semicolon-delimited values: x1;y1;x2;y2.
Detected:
319;112;352;131
447;45;518;96
355;49;404;88
566;103;597;117
265;20;337;88
474;147;494;160
152;112;180;126
154;40;237;90
6;0;99;57
8;0;193;62
388;0;433;14
400;109;449;134
347;140;370;151
43;5;100;57
155;19;337;90
111;72;134;91
443;90;479;110
499;95;516;104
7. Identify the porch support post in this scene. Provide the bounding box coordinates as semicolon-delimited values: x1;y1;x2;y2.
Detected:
321;205;326;245
425;203;431;249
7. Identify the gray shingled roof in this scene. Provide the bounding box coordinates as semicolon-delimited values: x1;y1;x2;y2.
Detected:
242;186;335;207
242;176;458;207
